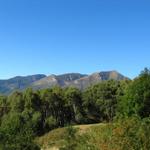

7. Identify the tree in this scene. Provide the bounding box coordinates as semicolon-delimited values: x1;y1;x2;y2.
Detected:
83;80;121;122
40;88;57;131
118;68;150;118
8;91;24;113
64;87;83;123
23;88;41;112
0;95;9;119
50;87;66;127
40;87;66;127
0;112;40;150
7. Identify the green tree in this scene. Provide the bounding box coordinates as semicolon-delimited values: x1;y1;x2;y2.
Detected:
0;95;9;119
64;87;83;123
40;88;57;132
0;112;40;150
83;80;121;122
23;88;41;111
8;91;24;113
40;87;66;127
118;68;150;118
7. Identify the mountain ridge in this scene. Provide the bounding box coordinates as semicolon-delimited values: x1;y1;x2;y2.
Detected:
0;74;46;94
0;71;129;95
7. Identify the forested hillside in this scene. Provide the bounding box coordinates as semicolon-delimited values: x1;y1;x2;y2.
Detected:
0;68;150;150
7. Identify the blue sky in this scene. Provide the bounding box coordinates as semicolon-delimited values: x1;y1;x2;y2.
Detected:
0;0;149;79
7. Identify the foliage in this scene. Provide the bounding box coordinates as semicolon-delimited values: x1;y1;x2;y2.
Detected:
74;117;150;150
0;112;40;150
82;80;123;122
0;68;150;149
118;68;150;118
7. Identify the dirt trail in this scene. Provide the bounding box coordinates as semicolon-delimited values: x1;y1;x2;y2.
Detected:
41;147;59;150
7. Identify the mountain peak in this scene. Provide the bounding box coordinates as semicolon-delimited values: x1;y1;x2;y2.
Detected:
0;71;129;94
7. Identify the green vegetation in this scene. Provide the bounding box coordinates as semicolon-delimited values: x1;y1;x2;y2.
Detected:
37;117;150;150
0;68;150;149
118;68;150;118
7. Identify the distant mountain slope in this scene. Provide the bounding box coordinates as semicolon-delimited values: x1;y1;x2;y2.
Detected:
0;71;129;95
66;71;128;90
31;73;87;90
0;74;46;94
31;71;128;90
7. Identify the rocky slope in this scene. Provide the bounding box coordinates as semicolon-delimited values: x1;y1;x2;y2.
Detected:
0;71;128;95
0;74;46;94
31;71;128;90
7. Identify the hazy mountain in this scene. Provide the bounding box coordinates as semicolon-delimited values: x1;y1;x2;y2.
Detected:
0;74;46;94
31;73;87;89
67;71;128;90
0;71;128;95
31;71;128;90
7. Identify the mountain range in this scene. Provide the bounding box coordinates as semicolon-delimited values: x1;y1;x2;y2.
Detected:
0;71;129;95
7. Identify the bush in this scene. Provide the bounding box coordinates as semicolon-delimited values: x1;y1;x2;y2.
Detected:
0;113;40;150
77;117;150;150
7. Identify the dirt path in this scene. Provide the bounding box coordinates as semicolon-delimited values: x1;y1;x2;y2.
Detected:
74;123;105;133
41;147;59;150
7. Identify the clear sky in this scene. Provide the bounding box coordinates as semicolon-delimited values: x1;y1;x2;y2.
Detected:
0;0;149;79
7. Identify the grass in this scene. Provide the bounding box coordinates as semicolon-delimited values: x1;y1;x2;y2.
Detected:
36;123;105;150
35;127;66;149
36;118;150;150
